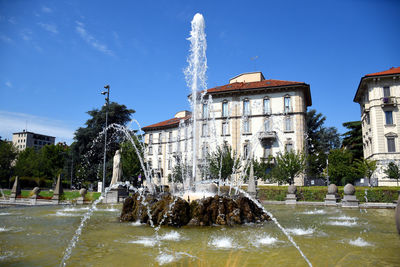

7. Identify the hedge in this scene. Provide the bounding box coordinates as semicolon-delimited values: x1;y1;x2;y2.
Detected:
257;186;400;203
9;176;71;189
0;190;101;201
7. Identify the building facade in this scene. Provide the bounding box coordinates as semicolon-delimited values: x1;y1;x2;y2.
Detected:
12;130;56;151
354;66;400;186
142;72;311;186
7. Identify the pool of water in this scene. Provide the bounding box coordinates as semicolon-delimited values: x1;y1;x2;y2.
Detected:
0;204;399;266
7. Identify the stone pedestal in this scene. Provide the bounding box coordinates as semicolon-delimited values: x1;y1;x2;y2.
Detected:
341;184;359;208
325;184;339;206
285;194;297;204
324;194;340;206
77;188;87;205
77;197;84;205
104;186;128;204
285;185;297;204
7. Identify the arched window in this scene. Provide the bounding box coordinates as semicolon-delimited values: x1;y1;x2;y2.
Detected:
263;98;271;114
243;98;250;116
284;95;291;113
222;100;228;117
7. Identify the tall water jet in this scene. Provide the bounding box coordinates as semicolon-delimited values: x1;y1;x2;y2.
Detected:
184;13;207;190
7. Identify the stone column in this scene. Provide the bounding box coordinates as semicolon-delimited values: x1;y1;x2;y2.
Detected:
9;176;21;203
285;185;297;204
324;184;340;206
341;184;359;208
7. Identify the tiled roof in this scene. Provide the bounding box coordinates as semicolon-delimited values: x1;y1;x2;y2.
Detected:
365;66;400;77
207;79;304;94
142;115;191;131
354;66;400;102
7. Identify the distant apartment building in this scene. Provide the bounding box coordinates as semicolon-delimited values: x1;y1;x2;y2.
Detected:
354;66;400;186
12;130;56;151
142;72;311;186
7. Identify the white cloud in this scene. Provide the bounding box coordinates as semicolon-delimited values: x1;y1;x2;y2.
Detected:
5;81;12;88
0;111;76;144
42;6;53;13
20;29;33;41
38;22;58;34
75;21;113;56
0;34;13;43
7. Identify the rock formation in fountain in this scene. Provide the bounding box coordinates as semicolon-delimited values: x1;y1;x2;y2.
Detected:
120;192;270;226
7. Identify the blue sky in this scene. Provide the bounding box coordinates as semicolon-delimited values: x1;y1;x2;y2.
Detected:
0;0;399;144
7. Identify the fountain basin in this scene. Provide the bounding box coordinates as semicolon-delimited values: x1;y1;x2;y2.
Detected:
1;204;399;266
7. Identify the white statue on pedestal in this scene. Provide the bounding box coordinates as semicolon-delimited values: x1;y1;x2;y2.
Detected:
110;149;122;186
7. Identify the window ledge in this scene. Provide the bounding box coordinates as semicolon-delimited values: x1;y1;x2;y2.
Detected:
242;132;252;135
385;124;396;127
284;130;294;133
221;134;231;137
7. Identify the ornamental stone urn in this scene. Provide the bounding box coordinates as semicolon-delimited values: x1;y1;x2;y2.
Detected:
342;183;359;208
285;185;297;204
325;184;340;206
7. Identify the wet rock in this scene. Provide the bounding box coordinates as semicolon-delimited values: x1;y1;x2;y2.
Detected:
120;193;270;227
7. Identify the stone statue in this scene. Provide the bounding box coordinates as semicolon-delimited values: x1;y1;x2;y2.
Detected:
110;149;122;186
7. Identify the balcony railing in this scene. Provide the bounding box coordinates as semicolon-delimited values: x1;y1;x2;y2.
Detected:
381;96;397;107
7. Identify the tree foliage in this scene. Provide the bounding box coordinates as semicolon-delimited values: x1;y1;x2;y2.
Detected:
120;137;143;186
71;102;135;184
342;121;363;160
306;109;341;178
13;143;70;186
327;148;362;185
269;150;306;185
352;158;377;185
0;140;17;187
250;157;275;181
206;144;241;181
384;162;400;186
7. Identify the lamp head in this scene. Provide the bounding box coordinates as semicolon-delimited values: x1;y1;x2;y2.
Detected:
101;91;107;95
104;85;110;89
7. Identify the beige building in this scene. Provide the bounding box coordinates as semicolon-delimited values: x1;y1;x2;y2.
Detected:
12;130;55;151
142;72;311;186
354;66;400;186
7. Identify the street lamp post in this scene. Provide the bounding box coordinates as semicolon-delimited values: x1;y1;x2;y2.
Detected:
101;85;110;195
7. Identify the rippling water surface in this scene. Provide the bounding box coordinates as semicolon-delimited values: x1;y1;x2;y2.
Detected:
0;204;399;266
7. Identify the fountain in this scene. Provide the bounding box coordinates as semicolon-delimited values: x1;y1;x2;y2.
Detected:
1;13;399;267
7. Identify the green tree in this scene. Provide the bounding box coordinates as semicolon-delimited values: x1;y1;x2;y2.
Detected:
251;156;275;181
269;150;305;185
72;102;135;184
169;158;191;184
207;144;241;181
306;109;341;178
327;148;361;185
352;158;377;186
0;140;17;187
120;137;143;186
14;144;70;185
384;162;400;186
342;121;363;160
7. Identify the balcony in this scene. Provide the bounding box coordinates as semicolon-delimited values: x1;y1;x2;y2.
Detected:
381;96;397;107
258;131;277;146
